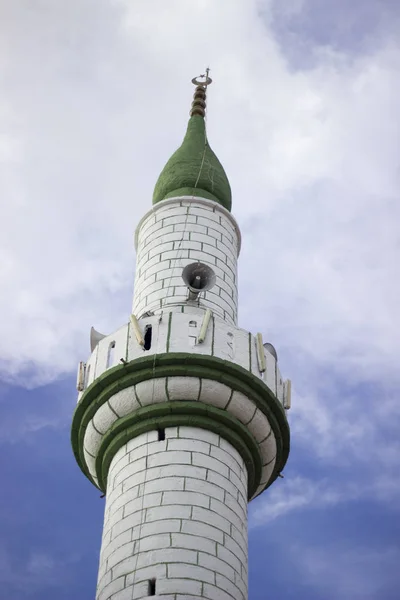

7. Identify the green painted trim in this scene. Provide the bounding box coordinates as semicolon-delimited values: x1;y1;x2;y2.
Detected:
71;353;290;494
95;402;262;499
162;187;220;204
166;312;172;353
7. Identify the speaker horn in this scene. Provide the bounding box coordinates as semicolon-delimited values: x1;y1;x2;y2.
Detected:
182;262;216;300
90;326;106;352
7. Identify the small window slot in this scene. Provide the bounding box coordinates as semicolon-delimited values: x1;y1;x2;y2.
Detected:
144;325;152;351
148;578;156;596
106;342;116;368
189;320;197;327
158;428;165;441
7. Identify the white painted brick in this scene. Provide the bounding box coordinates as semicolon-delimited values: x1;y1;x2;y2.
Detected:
191;507;231;534
93;403;118;435
137;519;181;538
157;578;202;596
223;534;247;569
192;452;229;478
124;492;162;517
216;573;245;600
134;378;167;406
146;463;207;482
179;426;220;445
111;511;143;539
217;544;242;575
171;532;216;555
101;530;132;563
247;408;270;443
147;451;191;469
140;476;185;495
260;460;276;485
107;541;135;570
109;387;140;419
199;379;232;409
110;586;134;600
230;526;247;555
224;491;247;522
167;438;210;454
168;562;215;584
125;563;166;585
229;469;248;502
84;420;102;457
167;376;200;401
211;500;244;536
210;446;242;478
198;552;235;581
146;504;192;522
114;457;147;487
137;533;171;552
260;432;277;461
184;477;225;502
203;583;237;600
207;470;240;501
137;548;197;569
218;438;245;469
162;490;210;509
181;519;224;544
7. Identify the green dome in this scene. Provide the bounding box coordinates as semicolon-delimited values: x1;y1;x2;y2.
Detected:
152;115;232;211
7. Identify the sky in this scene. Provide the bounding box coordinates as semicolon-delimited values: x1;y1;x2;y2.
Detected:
0;0;399;598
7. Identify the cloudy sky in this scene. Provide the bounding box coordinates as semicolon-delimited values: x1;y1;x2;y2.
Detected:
1;0;399;598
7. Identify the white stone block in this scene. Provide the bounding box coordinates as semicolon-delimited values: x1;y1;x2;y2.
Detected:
260;433;277;462
247;408;271;443
157;578;202;596
172;531;217;555
203;583;237;600
145;504;192;522
260;460;276;485
199;379;232;409
198;552;235;580
136;548;197;569
84;419;103;457
109;387;140;419
191;507;231;535
167;376;200;401
210;446;242;478
184;477;224;502
125;563;166;585
211;500;244;536
216;544;242;575
135;378;167;406
216;573;244;600
147;451;191;469
162;490;210;509
107;541;135;570
180;519;224;544
192;453;229;478
179;426;219;445
168;562;215;584
111;511;143;540
110;586;134;600
137;519;181;538
137;533;171;552
206;470;240;501
93;403;119;435
167;438;210;454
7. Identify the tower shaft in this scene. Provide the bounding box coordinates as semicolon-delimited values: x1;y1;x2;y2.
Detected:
71;76;290;600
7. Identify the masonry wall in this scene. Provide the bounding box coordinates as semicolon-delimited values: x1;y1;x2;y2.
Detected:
96;426;248;600
132;197;241;325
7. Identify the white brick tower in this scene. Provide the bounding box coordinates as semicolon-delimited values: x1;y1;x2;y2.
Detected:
72;73;291;600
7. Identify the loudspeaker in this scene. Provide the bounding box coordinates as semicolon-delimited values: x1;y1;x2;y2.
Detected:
182;262;216;300
90;326;106;352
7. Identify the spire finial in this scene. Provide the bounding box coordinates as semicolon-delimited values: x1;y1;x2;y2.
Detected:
190;68;212;118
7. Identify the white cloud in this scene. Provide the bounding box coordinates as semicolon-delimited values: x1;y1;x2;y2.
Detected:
291;542;400;600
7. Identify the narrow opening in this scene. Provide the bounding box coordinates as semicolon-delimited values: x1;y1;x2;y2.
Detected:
148;578;156;596
106;341;116;368
144;325;152;351
158;428;165;441
189;320;197;327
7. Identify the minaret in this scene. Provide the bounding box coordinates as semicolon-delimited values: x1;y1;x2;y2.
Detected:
72;73;291;600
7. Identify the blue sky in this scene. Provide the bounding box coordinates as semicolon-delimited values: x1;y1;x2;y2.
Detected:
1;1;399;598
